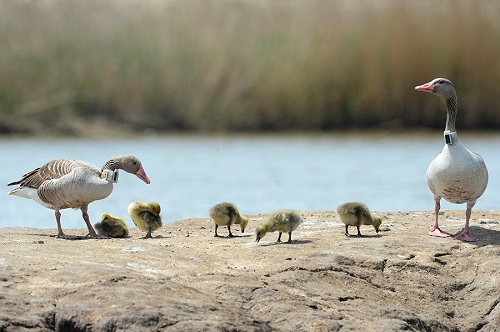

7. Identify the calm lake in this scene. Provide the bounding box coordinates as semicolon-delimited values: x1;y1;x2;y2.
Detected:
1;132;499;229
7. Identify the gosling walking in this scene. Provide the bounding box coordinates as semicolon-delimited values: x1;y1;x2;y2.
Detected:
209;202;249;237
337;202;381;237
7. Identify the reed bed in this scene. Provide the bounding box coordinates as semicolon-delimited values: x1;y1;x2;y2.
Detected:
0;0;498;134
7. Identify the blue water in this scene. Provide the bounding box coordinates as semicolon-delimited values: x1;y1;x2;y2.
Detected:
2;132;499;229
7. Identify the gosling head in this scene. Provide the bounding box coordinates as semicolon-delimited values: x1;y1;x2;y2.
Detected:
255;224;268;243
239;215;249;233
372;214;382;233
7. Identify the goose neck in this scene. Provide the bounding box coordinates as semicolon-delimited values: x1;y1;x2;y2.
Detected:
102;158;121;171
445;97;458;132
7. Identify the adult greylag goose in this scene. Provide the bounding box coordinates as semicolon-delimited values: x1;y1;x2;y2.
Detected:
209;202;249;237
415;78;488;242
7;155;150;239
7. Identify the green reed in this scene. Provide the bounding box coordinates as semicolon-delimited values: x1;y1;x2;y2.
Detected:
0;0;498;134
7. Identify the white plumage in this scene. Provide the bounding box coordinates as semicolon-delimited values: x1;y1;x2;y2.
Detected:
416;78;488;242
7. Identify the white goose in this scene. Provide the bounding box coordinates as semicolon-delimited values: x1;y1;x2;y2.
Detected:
7;155;150;239
415;78;488;242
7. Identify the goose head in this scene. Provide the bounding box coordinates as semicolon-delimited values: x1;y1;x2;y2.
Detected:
113;155;151;184
415;78;456;100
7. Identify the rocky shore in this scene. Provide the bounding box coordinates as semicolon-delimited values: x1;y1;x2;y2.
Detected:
1;210;499;331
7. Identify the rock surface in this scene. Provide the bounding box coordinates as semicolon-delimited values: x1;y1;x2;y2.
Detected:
0;210;499;332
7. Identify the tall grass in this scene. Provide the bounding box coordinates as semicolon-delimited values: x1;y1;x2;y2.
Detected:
0;0;498;134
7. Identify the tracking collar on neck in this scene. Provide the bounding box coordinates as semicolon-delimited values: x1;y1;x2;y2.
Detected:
102;169;119;183
444;130;455;145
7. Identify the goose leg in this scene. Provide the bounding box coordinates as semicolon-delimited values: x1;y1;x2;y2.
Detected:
81;206;108;239
55;210;66;238
454;204;479;242
428;198;451;238
55;210;82;239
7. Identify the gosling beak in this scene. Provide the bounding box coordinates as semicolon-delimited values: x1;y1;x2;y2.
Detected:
255;236;261;243
135;166;151;184
415;81;434;93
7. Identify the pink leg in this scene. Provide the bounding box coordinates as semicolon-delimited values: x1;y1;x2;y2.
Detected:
81;206;109;239
428;199;451;238
55;210;65;237
454;206;479;242
55;210;83;240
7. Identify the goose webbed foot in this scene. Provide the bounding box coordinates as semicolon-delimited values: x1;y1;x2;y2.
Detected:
453;229;478;242
428;227;451;238
58;233;86;240
88;234;110;239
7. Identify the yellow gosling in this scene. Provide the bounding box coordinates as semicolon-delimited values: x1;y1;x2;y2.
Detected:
255;209;303;244
209;202;249;237
94;212;129;238
336;202;381;237
128;200;162;238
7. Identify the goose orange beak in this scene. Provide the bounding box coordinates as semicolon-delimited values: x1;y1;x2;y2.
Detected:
135;167;151;184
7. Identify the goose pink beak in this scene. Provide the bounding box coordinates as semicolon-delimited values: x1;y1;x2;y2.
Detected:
135;166;151;184
415;81;435;93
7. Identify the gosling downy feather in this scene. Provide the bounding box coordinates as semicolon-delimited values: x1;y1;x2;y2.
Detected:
255;209;303;244
128;200;162;238
336;202;381;237
94;212;129;238
209;202;249;237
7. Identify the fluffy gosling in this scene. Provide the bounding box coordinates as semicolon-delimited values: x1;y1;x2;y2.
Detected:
209;202;249;237
128;200;162;238
255;209;303;244
336;202;381;237
94;212;129;238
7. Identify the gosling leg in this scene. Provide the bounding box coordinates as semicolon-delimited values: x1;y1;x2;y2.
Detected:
145;225;152;238
344;225;349;237
214;224;220;237
356;226;362;237
227;225;234;237
277;232;282;243
287;231;292;243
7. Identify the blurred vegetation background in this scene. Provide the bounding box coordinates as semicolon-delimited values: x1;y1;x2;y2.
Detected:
0;0;498;135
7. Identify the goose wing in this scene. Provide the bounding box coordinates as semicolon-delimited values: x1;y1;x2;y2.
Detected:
8;159;95;189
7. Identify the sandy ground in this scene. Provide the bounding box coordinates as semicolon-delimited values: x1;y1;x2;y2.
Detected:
0;210;499;331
